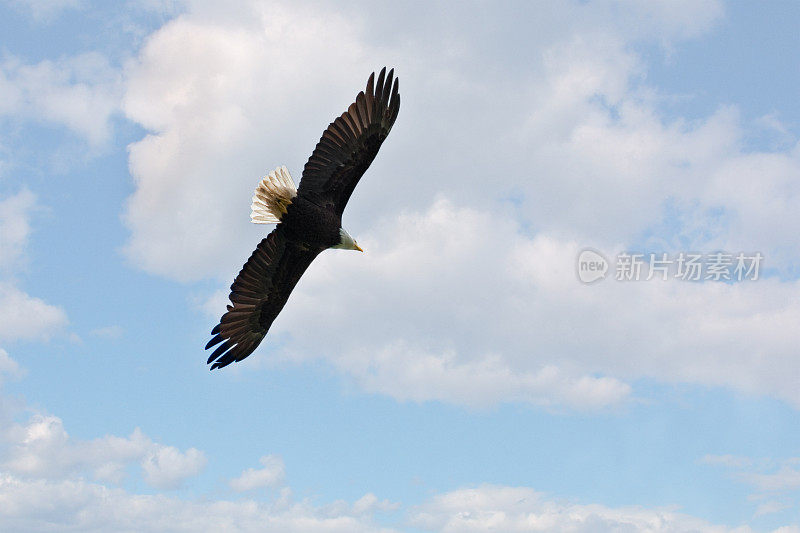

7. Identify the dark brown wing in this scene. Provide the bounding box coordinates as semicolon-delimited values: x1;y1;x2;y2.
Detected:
296;67;400;215
205;226;322;370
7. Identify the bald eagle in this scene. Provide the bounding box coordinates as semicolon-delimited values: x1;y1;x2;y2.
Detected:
205;68;400;370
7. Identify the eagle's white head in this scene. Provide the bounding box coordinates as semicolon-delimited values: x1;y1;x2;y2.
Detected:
333;227;363;252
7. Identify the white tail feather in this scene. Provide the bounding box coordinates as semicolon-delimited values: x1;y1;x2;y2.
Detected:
250;166;298;224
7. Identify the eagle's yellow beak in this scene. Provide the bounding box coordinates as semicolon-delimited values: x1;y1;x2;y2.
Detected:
354;243;364;252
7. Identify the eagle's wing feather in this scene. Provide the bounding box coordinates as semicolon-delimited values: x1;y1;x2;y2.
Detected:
296;67;400;215
205;226;321;369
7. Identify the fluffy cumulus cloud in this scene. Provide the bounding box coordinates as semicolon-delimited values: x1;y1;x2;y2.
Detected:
0;373;776;533
409;485;756;533
0;475;778;532
1;413;206;489
0;282;68;342
0;352;397;531
122;0;383;281
0;395;769;533
0;190;67;342
0;51;121;146
263;199;800;409
0;354;784;532
266;200;632;409
0;348;202;490
229;454;285;492
142;445;207;490
0;474;399;533
122;0;800;409
0;363;391;532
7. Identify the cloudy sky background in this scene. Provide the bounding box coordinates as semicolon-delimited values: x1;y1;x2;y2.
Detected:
1;0;800;530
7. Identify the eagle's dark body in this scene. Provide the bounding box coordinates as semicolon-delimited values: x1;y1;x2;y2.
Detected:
206;68;400;370
281;196;342;248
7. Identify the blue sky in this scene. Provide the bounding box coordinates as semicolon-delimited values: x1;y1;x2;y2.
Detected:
1;0;800;531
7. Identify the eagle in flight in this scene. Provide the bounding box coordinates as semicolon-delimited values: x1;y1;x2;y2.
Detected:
206;68;400;369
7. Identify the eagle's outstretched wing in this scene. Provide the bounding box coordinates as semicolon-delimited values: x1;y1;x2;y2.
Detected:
205;226;322;369
296;67;400;215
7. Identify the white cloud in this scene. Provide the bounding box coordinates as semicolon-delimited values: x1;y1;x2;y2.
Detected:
0;357;788;532
142;445;207;490
0;52;121;146
704;454;800;518
0;282;68;342
0;365;393;530
252;199;800;409
0;349;21;383
229;454;285;492
0;476;785;533
331;342;630;411
352;493;399;516
122;2;380;281
0;191;67;342
1;412;205;489
741;463;800;493
0;473;397;533
409;485;755;533
0;371;395;531
119;0;724;282
123;0;800;409
3;413;146;483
